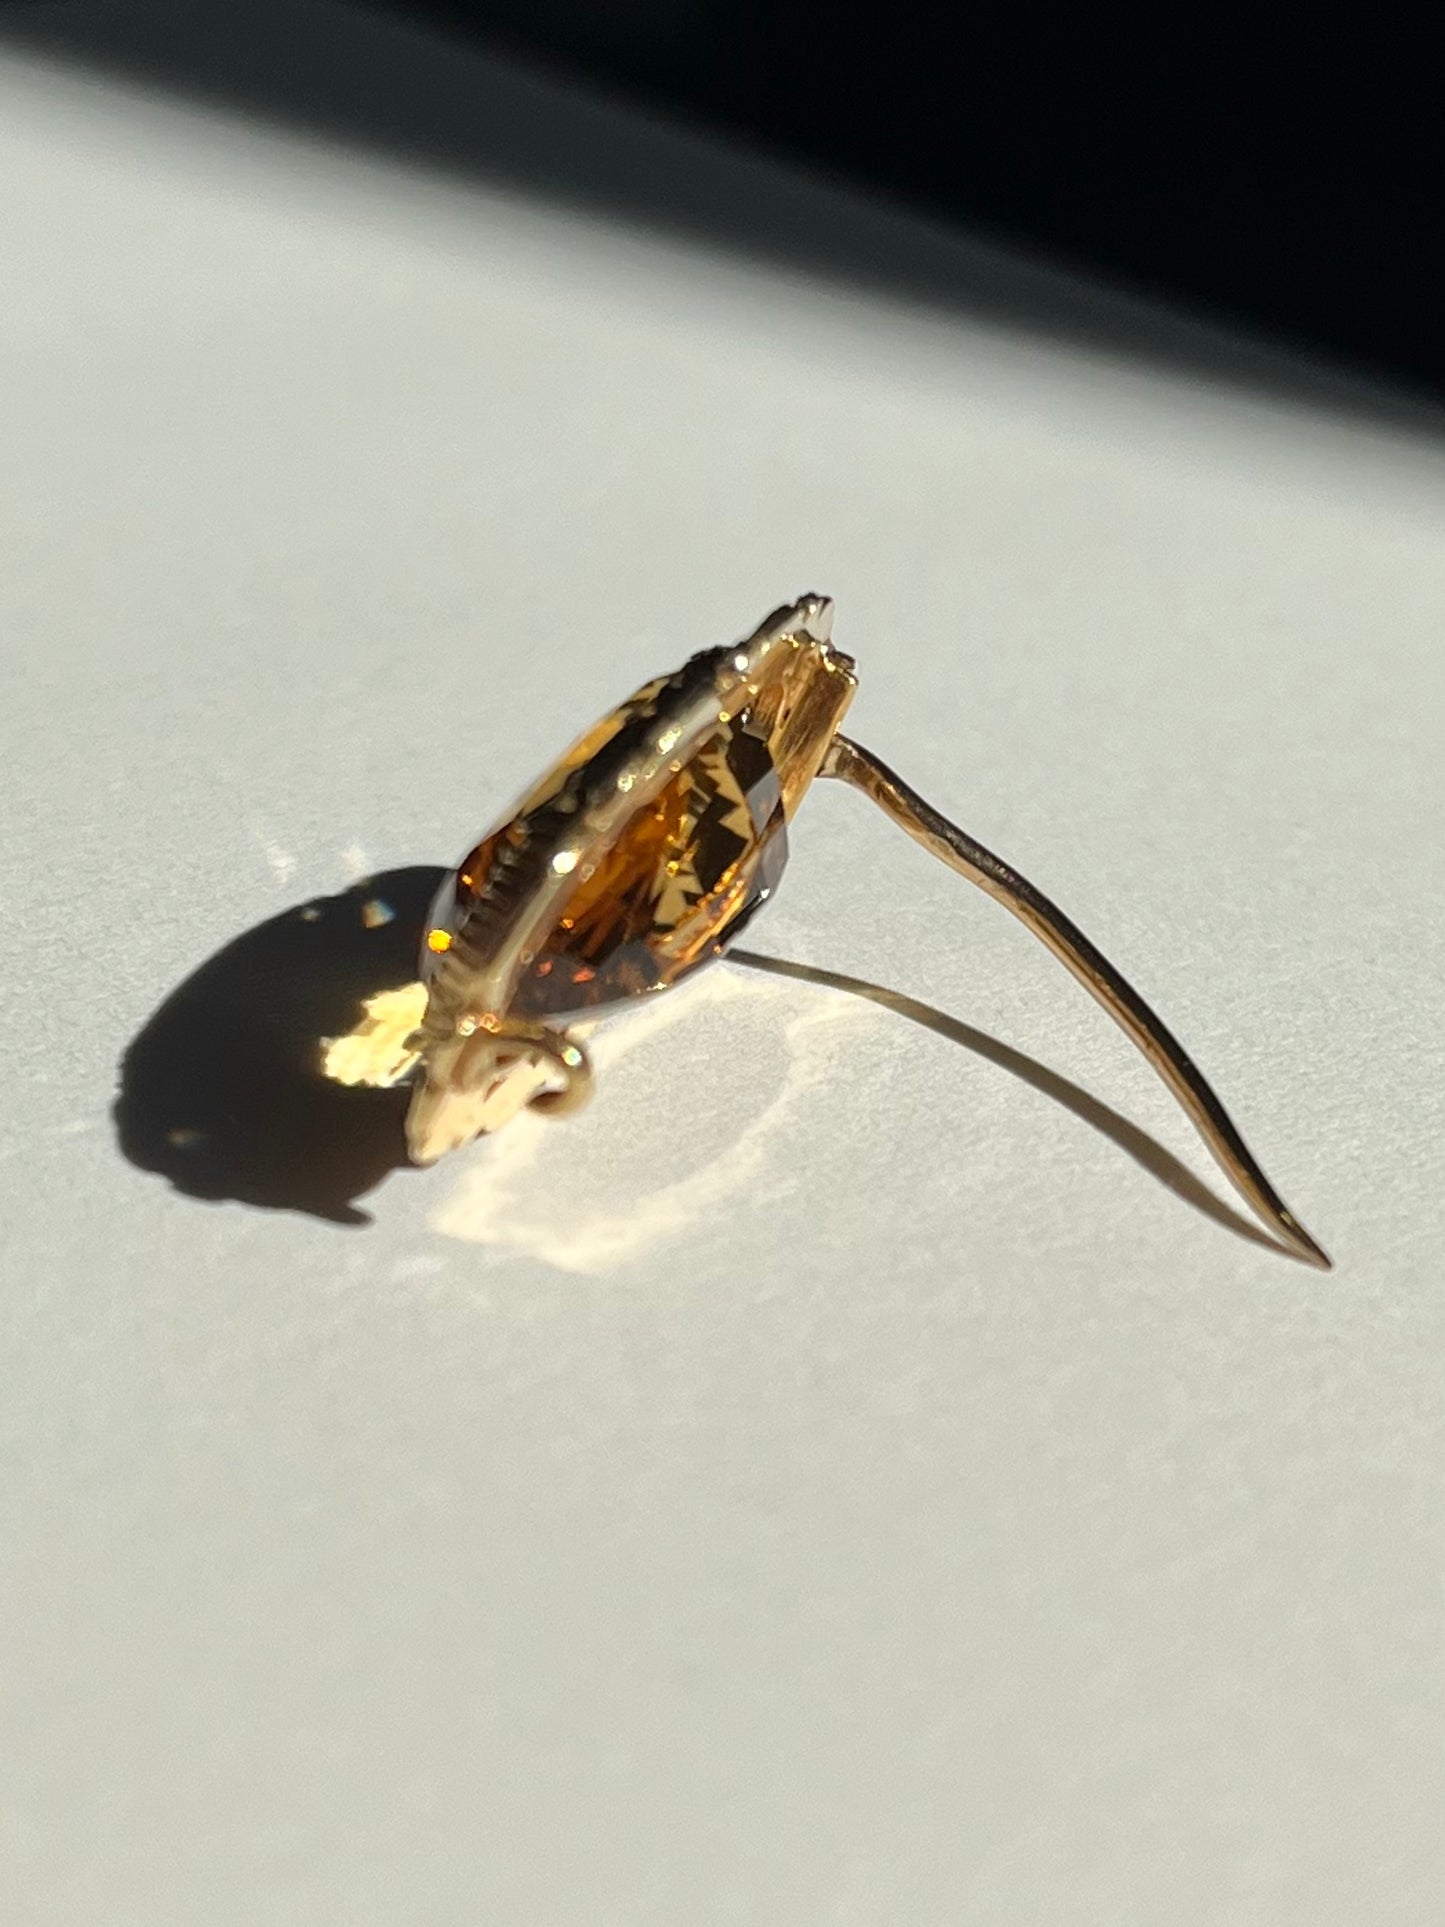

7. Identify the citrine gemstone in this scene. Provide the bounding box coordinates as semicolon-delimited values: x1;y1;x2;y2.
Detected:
426;707;787;1020
420;613;857;1042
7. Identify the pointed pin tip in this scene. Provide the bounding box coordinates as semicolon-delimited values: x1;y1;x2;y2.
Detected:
1281;1216;1333;1271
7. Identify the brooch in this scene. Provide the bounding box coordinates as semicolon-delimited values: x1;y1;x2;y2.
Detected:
384;595;1327;1267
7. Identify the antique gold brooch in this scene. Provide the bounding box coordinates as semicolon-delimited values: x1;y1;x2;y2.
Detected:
358;594;1327;1267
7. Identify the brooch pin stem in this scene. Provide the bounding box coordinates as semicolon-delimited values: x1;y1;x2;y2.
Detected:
821;733;1330;1269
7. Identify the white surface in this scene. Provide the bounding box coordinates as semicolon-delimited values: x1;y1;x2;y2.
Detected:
3;32;1444;1927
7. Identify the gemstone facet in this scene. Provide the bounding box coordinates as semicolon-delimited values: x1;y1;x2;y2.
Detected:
409;600;857;1160
426;705;787;1021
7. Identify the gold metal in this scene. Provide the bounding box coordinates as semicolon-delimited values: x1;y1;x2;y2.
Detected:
406;1018;593;1163
819;734;1330;1269
399;593;1329;1267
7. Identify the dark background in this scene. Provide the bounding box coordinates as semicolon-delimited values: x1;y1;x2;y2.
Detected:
389;2;1432;399
4;0;1434;407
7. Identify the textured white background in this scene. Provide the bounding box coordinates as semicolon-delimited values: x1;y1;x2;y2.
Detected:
3;21;1444;1925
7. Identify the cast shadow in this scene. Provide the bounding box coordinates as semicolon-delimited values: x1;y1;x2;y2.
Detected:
730;948;1279;1256
2;0;1440;433
114;865;447;1225
116;861;1275;1252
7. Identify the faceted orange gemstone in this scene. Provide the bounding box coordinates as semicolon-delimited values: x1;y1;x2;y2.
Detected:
425;707;786;1020
420;615;856;1037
